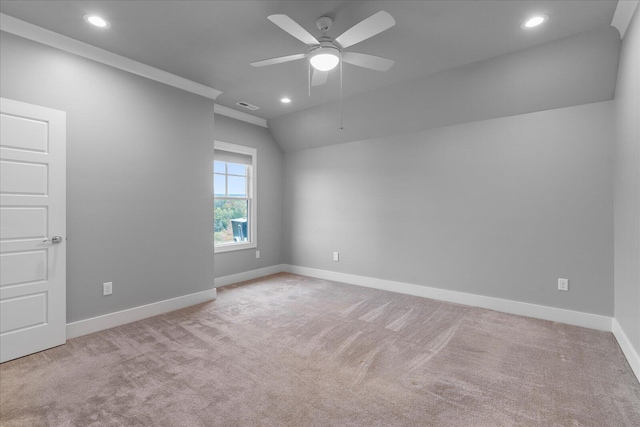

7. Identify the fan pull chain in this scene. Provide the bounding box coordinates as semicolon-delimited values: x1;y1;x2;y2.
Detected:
308;60;311;97
339;60;344;130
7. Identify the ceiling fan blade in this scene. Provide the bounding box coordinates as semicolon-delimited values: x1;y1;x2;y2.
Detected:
311;68;328;86
335;11;395;49
250;53;306;67
341;52;394;72
268;14;320;46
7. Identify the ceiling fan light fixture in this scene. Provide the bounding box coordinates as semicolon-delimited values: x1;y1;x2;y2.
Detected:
309;47;340;71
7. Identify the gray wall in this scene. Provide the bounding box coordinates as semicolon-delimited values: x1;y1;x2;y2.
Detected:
284;101;614;315
214;114;284;278
0;20;625;326
1;32;216;323
269;26;620;153
614;8;640;354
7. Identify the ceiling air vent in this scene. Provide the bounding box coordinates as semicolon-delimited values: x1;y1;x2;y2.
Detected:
236;101;260;111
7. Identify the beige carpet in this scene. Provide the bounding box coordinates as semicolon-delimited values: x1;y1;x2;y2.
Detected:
1;273;639;426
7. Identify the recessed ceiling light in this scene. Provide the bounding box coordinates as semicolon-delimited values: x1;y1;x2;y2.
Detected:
281;97;292;104
83;14;111;29
522;15;549;29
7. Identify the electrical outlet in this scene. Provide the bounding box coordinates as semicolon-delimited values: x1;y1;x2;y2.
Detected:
103;281;113;296
256;250;260;259
558;278;569;292
333;251;339;262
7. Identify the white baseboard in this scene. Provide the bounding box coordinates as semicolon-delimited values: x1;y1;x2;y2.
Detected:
66;288;217;339
284;265;613;332
214;264;285;287
612;319;640;382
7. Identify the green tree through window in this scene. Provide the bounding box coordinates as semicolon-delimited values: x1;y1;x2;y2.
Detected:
214;199;247;243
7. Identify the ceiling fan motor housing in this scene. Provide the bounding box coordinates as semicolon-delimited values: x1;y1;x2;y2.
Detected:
310;40;340;53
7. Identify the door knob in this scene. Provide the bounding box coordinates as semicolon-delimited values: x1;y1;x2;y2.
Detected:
43;236;63;244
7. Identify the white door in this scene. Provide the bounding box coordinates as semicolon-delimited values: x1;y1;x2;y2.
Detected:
0;98;66;363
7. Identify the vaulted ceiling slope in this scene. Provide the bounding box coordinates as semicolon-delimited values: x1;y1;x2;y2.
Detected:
0;1;623;151
269;26;621;152
0;1;617;119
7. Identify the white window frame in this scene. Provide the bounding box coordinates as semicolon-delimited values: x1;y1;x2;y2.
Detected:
214;140;257;253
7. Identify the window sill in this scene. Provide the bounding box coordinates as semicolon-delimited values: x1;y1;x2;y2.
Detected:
214;241;257;254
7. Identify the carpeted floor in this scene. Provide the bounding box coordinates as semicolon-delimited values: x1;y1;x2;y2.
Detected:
1;273;639;426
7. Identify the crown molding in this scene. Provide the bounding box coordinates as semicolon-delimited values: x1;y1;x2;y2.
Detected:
214;104;268;128
1;13;268;127
0;13;222;100
611;0;639;38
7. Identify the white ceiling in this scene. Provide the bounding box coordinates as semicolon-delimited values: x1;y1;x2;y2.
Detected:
0;1;618;120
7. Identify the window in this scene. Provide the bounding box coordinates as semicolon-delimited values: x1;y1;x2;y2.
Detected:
214;141;257;253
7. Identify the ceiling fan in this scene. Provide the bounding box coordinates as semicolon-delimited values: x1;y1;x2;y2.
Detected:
251;11;396;87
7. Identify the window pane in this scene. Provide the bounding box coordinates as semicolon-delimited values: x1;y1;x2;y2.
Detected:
214;143;256;251
228;176;247;197
214;199;249;244
227;163;246;176
214;174;226;196
214;160;225;173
